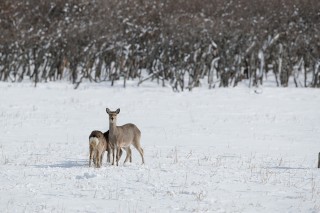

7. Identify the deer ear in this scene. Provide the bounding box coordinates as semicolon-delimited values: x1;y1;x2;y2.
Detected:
106;108;110;114
116;108;120;114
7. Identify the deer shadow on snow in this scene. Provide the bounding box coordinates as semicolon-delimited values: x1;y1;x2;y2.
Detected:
266;166;311;170
34;159;88;169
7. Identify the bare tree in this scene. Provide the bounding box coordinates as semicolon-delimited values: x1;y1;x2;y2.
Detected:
0;0;319;89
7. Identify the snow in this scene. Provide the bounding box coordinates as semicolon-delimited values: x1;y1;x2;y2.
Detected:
0;81;319;212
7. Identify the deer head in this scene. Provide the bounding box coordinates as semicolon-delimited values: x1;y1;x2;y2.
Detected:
106;108;120;124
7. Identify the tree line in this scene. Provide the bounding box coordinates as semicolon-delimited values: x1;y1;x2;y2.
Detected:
0;0;319;90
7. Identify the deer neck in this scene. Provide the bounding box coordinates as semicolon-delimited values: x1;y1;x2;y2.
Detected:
109;122;118;135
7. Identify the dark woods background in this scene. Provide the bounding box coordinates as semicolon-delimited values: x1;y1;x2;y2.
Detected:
0;0;319;90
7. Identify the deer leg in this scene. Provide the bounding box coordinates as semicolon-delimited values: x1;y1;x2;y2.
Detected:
96;151;99;168
112;148;115;165
107;151;110;163
94;151;99;168
119;148;123;160
123;147;132;164
93;155;97;167
107;145;111;163
116;146;121;166
129;147;132;163
133;142;144;164
100;151;105;167
137;147;144;164
93;152;96;167
97;150;103;168
89;145;93;167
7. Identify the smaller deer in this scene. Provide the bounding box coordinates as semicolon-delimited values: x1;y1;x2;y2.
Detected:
106;108;144;166
89;130;107;168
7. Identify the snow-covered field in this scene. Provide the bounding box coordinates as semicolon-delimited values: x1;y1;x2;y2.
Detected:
0;81;319;212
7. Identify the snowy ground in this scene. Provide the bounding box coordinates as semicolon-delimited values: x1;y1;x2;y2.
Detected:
0;81;319;212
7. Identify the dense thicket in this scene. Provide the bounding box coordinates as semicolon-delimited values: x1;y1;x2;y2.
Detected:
0;0;319;90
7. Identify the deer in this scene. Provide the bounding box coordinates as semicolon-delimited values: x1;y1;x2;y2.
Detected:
103;130;124;163
89;130;107;168
106;108;144;166
89;130;125;168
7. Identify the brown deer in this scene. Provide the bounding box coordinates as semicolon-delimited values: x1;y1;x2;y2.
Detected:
89;130;107;168
106;108;144;166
